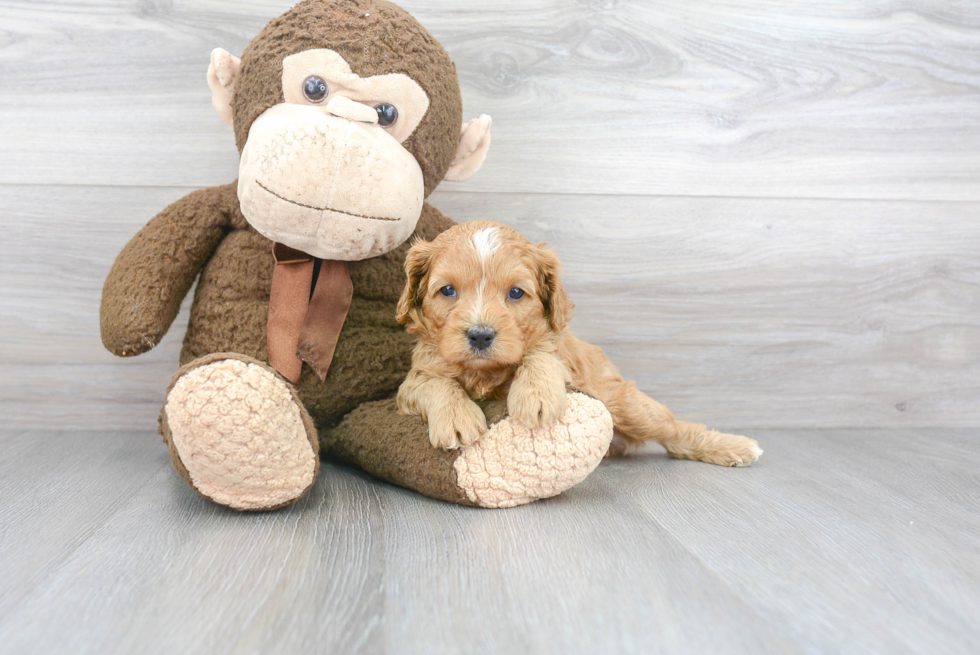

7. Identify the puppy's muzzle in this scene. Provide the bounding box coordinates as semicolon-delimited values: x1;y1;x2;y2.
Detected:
466;326;496;353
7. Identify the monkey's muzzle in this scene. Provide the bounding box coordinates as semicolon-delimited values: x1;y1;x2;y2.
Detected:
237;103;424;261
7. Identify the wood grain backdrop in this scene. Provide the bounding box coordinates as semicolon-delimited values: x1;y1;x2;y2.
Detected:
1;0;978;429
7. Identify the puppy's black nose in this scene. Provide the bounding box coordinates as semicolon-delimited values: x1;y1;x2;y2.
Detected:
466;326;496;352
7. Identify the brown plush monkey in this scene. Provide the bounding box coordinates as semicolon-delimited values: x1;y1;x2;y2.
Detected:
101;0;612;511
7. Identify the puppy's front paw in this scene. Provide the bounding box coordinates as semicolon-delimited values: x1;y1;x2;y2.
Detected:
428;400;488;449
508;382;567;429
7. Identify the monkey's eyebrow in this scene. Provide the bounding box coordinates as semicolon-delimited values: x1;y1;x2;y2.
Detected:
256;181;399;221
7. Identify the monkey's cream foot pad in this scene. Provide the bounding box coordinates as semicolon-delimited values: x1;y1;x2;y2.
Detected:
454;392;613;508
162;355;319;511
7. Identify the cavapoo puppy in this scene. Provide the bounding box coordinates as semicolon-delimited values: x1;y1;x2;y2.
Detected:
395;220;762;466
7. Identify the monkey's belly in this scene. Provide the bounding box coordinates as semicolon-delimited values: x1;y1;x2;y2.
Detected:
180;228;414;427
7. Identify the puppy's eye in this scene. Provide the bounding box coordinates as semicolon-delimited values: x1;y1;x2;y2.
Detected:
303;76;329;103
508;287;525;300
440;285;457;298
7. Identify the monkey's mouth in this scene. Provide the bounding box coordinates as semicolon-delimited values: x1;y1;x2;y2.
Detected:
256;181;399;222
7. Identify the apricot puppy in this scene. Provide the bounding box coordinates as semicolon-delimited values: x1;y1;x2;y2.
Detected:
395;220;763;467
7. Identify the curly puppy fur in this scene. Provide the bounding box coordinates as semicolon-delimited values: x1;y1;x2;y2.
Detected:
395;220;763;466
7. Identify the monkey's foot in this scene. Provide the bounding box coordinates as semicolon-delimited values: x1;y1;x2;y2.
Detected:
453;393;613;508
160;353;319;511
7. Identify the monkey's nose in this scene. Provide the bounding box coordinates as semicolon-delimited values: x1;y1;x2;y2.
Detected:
324;95;379;124
466;326;496;352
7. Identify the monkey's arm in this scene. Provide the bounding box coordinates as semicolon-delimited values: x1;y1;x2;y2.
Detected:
101;184;236;357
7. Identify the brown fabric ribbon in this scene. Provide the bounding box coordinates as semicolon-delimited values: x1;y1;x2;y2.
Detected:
267;243;353;384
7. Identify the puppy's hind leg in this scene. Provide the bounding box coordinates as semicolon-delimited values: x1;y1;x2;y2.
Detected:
602;380;762;467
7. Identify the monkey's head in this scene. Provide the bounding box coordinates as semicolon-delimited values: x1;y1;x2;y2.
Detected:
207;0;491;261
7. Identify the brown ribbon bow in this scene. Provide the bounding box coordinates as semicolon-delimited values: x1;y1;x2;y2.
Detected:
267;243;353;384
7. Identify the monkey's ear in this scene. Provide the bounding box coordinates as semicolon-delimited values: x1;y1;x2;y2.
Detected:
396;239;438;331
207;48;242;126
444;115;492;182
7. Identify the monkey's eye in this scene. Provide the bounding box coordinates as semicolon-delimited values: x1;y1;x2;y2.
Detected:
508;287;525;300
303;76;329;103
439;285;457;298
375;103;398;127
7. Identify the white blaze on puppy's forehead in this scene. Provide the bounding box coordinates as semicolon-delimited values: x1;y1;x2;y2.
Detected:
468;227;499;324
470;227;500;262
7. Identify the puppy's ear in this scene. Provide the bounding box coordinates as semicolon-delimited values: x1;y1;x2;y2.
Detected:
396;239;437;330
533;243;573;331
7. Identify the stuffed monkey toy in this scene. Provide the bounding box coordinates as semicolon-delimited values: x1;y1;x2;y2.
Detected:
101;0;613;511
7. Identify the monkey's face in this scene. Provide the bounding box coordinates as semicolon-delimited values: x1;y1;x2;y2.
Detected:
237;49;430;260
207;0;493;263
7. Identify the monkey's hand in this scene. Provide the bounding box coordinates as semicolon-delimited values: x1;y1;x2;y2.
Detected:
101;184;234;357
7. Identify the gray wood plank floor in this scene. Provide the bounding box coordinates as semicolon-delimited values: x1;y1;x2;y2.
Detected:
0;428;977;655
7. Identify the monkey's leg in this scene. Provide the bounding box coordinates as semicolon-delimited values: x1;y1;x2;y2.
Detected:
321;392;613;508
603;380;763;467
160;353;320;511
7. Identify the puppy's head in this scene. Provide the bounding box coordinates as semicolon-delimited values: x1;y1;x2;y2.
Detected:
396;220;571;370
